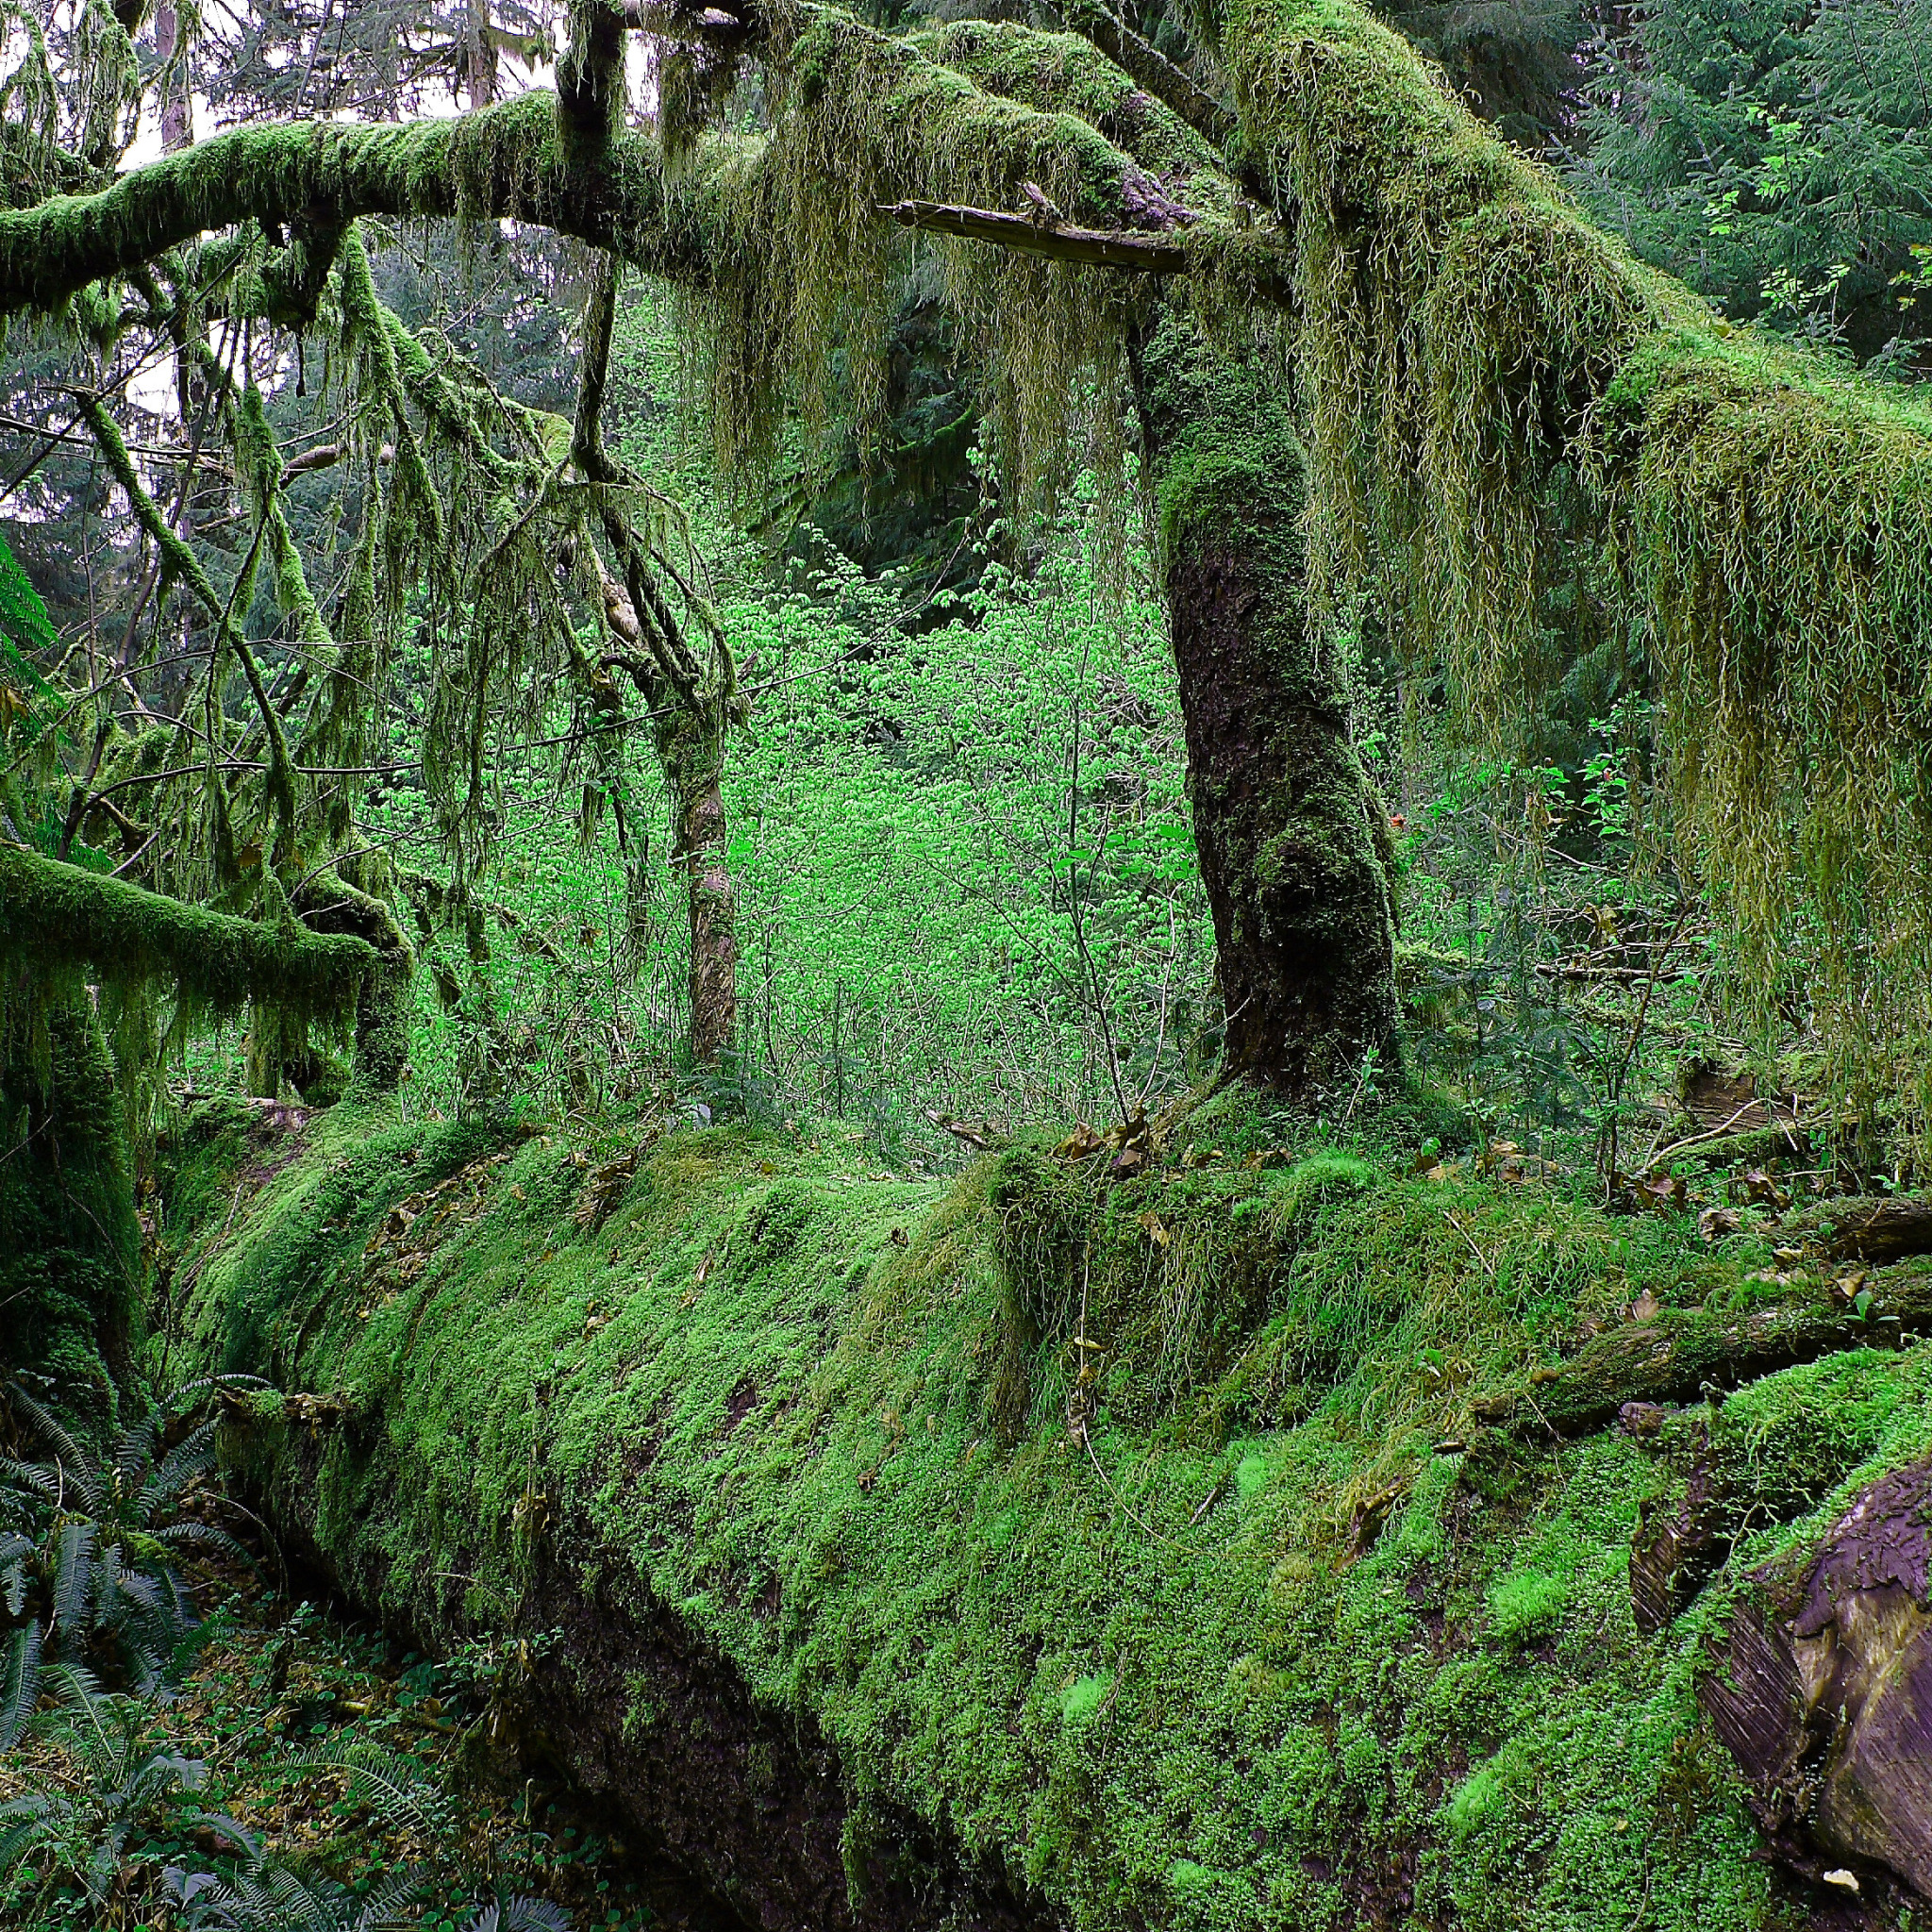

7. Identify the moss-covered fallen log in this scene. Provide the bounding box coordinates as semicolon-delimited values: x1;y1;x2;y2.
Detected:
162;1098;1932;1927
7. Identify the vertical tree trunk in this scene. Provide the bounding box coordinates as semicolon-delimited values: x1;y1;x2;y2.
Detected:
1130;308;1400;1098
588;549;741;1071
0;999;142;1425
662;709;738;1067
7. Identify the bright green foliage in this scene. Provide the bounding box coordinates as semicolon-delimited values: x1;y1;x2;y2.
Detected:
164;1093;1932;1930
377;514;1212;1139
0;528;53;658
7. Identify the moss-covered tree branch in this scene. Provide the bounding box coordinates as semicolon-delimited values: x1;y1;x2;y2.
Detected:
0;93;694;317
0;842;376;1026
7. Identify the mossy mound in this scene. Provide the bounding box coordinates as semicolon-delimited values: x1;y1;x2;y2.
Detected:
164;1102;1932;1929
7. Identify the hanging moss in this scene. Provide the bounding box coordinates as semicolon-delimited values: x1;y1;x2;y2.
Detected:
687;6;1247;530
1194;0;1932;1116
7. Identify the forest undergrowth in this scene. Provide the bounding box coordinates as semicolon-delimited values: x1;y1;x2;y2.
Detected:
0;1376;713;1930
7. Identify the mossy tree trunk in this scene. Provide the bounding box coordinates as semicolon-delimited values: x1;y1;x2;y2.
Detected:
0;1001;142;1427
665;715;738;1069
0;846;385;1409
1130;308;1399;1097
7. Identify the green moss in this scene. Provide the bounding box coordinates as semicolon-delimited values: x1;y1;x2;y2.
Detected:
1488;1569;1566;1648
166;1099;1913;1929
0;998;142;1424
908;21;1234;207
1139;303;1400;1092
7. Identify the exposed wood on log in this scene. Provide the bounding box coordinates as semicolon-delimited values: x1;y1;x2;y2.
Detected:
1629;1428;1725;1635
1700;1456;1932;1900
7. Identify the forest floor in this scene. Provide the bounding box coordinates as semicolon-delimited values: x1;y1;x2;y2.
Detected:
0;1525;736;1931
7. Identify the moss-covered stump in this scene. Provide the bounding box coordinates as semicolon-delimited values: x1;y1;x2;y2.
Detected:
164;1104;1932;1929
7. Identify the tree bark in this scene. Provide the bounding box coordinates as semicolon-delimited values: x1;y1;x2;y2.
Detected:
0;1000;142;1425
1700;1455;1932;1899
1129;308;1400;1097
661;712;738;1068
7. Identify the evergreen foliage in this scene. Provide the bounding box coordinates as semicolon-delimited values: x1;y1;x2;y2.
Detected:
1574;0;1932;370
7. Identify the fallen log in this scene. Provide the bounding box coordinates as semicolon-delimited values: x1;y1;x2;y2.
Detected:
1471;1273;1932;1438
1700;1455;1932;1898
169;1104;1932;1924
1795;1193;1932;1264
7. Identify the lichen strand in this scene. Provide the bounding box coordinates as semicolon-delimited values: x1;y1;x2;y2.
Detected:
173;1096;1932;1930
1207;0;1932;1112
1137;306;1397;1094
693;7;1168;520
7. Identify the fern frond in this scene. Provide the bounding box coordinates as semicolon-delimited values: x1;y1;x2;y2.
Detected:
185;1807;258;1859
476;1897;575;1932
6;1385;99;1514
152;1519;248;1561
0;1532;30;1616
41;1657;112;1756
0;1620;42;1749
0;1802;55;1874
110;1562;168;1622
141;1418;221;1525
0;1456;62;1505
271;1740;452;1840
50;1517;96;1637
112;1413;160;1495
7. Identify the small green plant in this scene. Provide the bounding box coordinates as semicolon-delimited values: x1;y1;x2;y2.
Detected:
2;1378;257;1740
0;1674;253;1918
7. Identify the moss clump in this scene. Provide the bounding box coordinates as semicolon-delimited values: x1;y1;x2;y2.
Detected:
908;20;1235;207
166;1096;1932;1930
